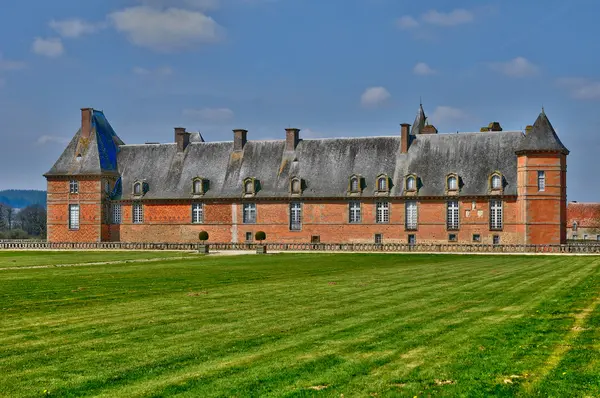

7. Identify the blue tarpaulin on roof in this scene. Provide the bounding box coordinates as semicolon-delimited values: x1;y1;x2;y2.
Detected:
92;110;120;171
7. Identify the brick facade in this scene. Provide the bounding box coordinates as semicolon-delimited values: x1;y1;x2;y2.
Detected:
567;202;600;241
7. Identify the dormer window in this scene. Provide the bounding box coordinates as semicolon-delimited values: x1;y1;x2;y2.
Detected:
572;221;578;232
192;177;208;196
133;181;142;196
491;174;502;190
348;175;362;194
290;177;302;195
243;177;257;196
447;175;458;191
405;175;417;192
376;174;390;193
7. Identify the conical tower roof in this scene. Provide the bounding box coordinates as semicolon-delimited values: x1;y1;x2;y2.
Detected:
516;111;569;155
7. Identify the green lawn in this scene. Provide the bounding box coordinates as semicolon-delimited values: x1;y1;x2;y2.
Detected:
0;250;195;268
0;253;598;397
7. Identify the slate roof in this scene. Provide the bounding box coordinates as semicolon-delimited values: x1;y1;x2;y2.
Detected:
45;110;124;176
47;108;571;201
113;130;524;200
516;111;569;154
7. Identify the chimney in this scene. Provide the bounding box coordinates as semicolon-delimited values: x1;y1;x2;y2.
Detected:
525;125;533;135
175;127;191;152
285;128;300;151
81;108;93;140
400;123;411;153
233;129;248;151
481;122;503;132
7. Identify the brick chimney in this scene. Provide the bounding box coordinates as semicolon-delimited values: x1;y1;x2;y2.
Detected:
481;122;503;132
81;108;93;140
175;127;191;152
233;129;248;151
525;125;533;135
400;123;411;153
421;124;438;134
285;128;300;151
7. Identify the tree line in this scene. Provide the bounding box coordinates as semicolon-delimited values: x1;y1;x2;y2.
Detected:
0;203;47;239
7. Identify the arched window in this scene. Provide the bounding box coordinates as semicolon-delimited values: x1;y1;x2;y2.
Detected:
491;174;502;190
406;176;416;191
291;178;301;194
245;180;254;194
350;177;359;192
133;182;142;195
447;176;458;191
378;177;387;191
193;179;202;194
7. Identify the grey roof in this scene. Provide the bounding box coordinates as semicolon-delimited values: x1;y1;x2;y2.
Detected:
411;104;426;135
114;130;524;200
516;112;569;154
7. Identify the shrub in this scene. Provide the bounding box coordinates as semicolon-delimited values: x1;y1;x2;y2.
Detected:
198;231;209;242
255;231;266;243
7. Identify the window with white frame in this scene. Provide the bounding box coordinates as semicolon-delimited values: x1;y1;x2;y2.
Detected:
291;178;302;194
132;202;143;224
350;177;360;193
69;180;79;194
490;200;503;230
405;201;418;230
491;174;502;190
192;203;204;224
376;201;389;224
406;176;416;191
349;201;361;223
244;180;254;195
243;203;256;224
537;171;546;191
290;202;302;230
447;201;459;230
193;179;202;195
377;177;387;192
111;203;121;224
447;176;458;191
133;182;142;196
68;204;80;230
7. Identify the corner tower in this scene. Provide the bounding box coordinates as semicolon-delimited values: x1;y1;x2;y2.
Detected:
516;111;569;244
44;108;124;242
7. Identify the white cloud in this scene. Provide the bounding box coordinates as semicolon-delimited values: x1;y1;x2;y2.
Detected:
183;107;234;121
413;62;436;76
557;78;600;100
137;0;220;10
429;106;467;126
109;6;223;52
36;135;70;145
360;86;391;108
421;9;474;26
32;37;64;58
49;19;104;38
0;54;26;71
133;66;173;76
489;57;539;78
396;15;419;30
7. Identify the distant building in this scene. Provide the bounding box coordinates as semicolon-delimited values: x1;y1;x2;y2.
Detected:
567;202;600;241
45;106;569;245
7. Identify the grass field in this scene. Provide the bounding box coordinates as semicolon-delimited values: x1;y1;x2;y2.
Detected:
0;252;598;397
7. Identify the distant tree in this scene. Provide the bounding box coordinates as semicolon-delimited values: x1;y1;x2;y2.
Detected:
16;205;46;238
0;204;7;231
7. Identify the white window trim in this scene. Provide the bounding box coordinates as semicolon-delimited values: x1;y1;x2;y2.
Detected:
111;203;122;225
405;201;418;230
192;203;204;224
376;201;389;224
68;204;80;230
537;171;546;192
447;201;459;230
491;174;502;190
490;200;503;230
349;201;361;223
290;202;302;231
133;202;144;224
243;203;257;224
69;180;79;194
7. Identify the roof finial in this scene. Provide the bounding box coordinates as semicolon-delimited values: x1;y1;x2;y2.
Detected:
419;96;422;106
541;105;545;115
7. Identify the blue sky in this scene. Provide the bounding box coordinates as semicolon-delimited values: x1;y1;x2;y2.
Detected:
0;0;598;200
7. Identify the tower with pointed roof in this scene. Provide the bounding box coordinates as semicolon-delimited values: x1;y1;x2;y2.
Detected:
515;110;569;244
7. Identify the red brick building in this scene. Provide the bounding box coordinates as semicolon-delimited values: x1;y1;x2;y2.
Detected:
45;106;569;245
567;202;600;241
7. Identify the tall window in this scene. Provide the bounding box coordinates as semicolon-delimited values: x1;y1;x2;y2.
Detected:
491;175;502;190
192;203;204;224
243;203;256;224
290;202;302;231
406;176;416;191
193;179;202;195
376;202;389;224
68;204;80;230
244;180;254;194
447;176;458;191
133;202;143;224
490;200;503;230
349;201;361;223
69;180;79;194
111;203;121;224
133;182;142;195
405;201;418;230
447;201;459;230
537;171;546;191
377;177;387;191
291;179;301;194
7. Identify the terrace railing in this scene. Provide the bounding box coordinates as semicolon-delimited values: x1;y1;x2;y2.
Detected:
2;240;600;254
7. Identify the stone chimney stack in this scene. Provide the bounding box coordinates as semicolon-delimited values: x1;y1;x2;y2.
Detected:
81;108;93;140
285;128;300;151
175;127;191;152
400;123;411;154
233;129;248;151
